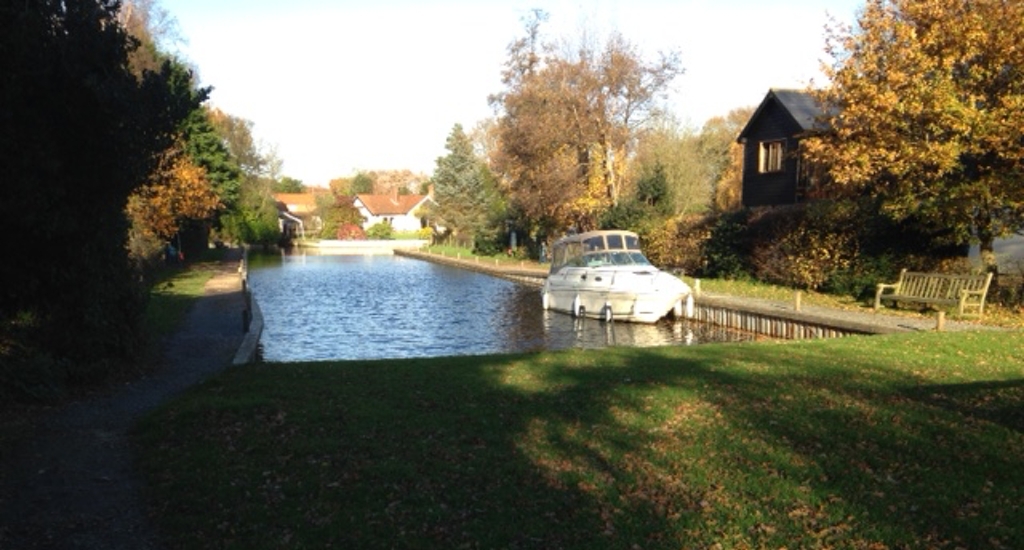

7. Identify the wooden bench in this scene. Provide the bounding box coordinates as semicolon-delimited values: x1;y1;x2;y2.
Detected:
874;269;993;318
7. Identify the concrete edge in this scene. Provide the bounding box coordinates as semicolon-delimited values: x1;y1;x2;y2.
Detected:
697;295;912;335
232;296;263;365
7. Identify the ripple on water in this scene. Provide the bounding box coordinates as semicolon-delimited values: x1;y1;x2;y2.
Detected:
247;251;753;362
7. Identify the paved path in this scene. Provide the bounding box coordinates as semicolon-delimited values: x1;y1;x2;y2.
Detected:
0;255;247;550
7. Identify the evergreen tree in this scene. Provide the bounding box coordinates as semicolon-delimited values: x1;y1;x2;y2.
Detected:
431;124;495;241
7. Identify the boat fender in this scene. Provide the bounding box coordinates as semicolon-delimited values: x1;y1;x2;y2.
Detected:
572;295;581;318
541;291;550;310
601;303;613;323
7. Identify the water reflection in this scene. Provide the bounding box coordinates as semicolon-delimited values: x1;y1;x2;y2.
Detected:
247;251;754;362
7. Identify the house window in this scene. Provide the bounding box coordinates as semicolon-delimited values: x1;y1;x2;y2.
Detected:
759;140;785;173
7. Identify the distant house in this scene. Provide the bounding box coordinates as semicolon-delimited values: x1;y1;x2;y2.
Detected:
274;191;326;238
737;89;827;207
353;188;433;233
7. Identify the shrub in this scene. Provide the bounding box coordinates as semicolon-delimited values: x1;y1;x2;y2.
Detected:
752;224;856;290
703;209;751;279
643;214;711;274
0;313;70;402
336;223;366;240
472;226;507;257
680;197;986;300
821;254;898;301
365;222;394;240
744;205;858;291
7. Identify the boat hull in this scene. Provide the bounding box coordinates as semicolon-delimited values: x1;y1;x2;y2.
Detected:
541;267;693;324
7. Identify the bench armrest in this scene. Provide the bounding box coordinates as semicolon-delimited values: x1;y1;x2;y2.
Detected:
874;283;899;310
957;288;990;317
958;289;986;301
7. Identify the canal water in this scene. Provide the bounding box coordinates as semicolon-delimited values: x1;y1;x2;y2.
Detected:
246;251;754;362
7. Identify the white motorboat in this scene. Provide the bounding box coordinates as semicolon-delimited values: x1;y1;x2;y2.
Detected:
541;230;694;323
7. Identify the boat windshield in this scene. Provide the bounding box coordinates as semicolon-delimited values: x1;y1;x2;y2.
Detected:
585;250;654;267
584;252;610;267
629;252;651;265
549;231;651;272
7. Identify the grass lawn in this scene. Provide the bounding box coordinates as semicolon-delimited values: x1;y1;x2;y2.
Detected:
134;331;1024;549
144;264;217;347
422;244;544;270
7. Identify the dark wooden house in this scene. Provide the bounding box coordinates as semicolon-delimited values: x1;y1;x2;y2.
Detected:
737;89;826;207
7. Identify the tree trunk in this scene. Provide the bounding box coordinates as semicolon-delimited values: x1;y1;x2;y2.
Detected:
977;217;999;289
976;209;999;278
979;235;998;275
605;139;617;206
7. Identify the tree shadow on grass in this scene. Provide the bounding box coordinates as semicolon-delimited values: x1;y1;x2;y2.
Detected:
902;379;1024;434
639;338;1024;549
135;332;1024;549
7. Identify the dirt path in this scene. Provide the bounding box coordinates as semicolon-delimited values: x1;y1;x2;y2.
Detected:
0;257;247;549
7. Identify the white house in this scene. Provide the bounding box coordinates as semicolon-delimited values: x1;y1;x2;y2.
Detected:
353;188;433;233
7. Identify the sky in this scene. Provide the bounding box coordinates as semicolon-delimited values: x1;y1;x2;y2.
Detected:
162;0;863;187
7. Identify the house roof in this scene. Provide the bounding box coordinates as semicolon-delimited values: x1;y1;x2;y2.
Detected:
274;192;325;215
354;193;431;216
737;88;828;141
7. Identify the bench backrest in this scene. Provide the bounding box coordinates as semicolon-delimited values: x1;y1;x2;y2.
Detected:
899;270;992;300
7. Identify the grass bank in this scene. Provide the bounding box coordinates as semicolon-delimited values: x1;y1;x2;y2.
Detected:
422;244;1022;328
135;331;1024;549
144;265;216;347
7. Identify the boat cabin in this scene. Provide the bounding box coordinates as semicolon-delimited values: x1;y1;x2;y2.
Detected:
549;230;653;273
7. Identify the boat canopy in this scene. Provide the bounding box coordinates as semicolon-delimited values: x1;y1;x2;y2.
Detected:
549;230;653;272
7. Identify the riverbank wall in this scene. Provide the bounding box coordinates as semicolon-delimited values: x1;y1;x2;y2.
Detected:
233;250;264;365
298;239;429;254
396;249;549;288
692;296;897;338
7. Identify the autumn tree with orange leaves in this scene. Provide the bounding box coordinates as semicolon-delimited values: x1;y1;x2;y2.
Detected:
490;11;682;237
127;144;221;255
803;0;1024;273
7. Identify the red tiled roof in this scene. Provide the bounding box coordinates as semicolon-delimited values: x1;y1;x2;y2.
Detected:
355;193;429;216
274;192;324;215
